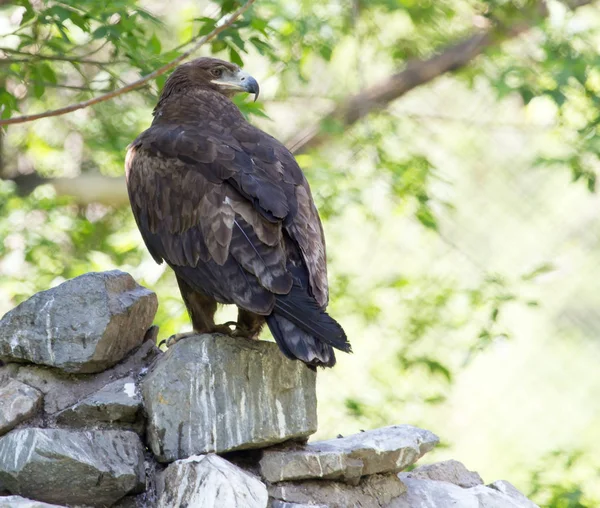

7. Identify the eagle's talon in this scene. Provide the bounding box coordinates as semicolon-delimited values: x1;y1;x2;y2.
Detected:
209;323;237;336
231;324;260;340
163;331;196;348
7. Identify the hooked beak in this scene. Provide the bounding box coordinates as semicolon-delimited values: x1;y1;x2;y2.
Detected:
211;69;260;101
243;75;260;102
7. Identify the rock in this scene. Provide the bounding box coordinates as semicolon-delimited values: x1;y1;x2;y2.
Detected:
143;334;317;462
0;271;157;374
0;428;145;507
0;381;42;436
409;459;484;488
260;425;438;484
0;496;67;507
55;376;141;426
157;454;268;508
488;480;540;507
392;474;540;508
270;502;327;508
269;473;407;508
112;495;143;508
1;339;159;418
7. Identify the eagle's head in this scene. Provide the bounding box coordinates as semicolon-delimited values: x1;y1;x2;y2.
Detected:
160;57;260;102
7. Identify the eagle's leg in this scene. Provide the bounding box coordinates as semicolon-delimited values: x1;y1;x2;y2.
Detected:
176;275;218;333
163;276;233;348
233;308;265;339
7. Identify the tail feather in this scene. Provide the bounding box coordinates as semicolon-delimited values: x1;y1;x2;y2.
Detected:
273;286;351;352
265;284;351;368
266;313;337;367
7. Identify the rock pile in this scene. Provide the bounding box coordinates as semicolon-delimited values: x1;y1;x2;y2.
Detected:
0;271;540;507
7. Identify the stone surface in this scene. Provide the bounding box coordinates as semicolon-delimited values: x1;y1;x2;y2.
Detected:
0;428;145;507
143;334;317;462
270;502;327;508
55;376;141;426
0;381;42;436
409;459;484;488
0;271;157;373
269;473;407;508
0;497;66;507
488;480;540;506
157;454;268;508
392;475;540;508
260;425;438;484
0;338;159;418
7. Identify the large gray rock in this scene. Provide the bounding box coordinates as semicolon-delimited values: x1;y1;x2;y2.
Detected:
0;381;42;436
269;473;407;508
392;474;539;508
55;376;141;426
409;459;484;488
1;338;159;418
157;454;268;508
260;425;438;484
0;428;145;507
0;271;157;373
0;497;66;507
143;334;317;462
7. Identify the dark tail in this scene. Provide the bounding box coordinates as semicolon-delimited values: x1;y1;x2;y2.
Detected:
266;285;351;368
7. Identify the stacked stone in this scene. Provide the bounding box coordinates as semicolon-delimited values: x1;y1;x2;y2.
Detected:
0;271;540;508
0;271;159;507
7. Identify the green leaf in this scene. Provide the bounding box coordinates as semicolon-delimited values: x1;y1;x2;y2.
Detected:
415;357;453;383
148;33;162;54
92;26;109;39
54;21;71;42
521;263;554;281
249;37;271;56
38;63;57;85
211;40;227;53
416;204;438;230
198;18;217;36
229;46;243;66
32;81;45;99
491;307;499;322
20;2;36;25
319;44;332;61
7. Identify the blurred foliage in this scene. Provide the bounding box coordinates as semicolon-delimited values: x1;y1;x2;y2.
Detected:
1;0;600;503
528;451;598;507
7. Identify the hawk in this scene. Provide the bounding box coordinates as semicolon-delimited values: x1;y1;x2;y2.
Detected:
125;57;350;367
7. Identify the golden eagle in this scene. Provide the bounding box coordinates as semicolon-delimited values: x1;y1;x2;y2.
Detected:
125;57;350;367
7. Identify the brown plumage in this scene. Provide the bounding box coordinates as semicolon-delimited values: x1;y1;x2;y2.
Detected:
125;57;350;367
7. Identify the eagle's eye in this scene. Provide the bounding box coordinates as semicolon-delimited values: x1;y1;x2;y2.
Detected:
211;68;224;78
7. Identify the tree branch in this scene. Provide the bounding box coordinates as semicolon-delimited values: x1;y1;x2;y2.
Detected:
0;47;126;65
0;0;256;127
286;0;594;154
4;0;594;202
7;173;129;206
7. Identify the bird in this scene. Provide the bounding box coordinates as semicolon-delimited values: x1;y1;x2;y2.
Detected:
125;57;350;367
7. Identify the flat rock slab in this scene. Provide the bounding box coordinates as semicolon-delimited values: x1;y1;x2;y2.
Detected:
0;497;66;507
55;376;141;426
0;381;42;436
158;454;268;508
0;428;145;507
1;339;159;418
143;334;317;462
409;459;484;488
392;475;539;508
0;271;157;373
260;425;438;484
269;473;407;508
